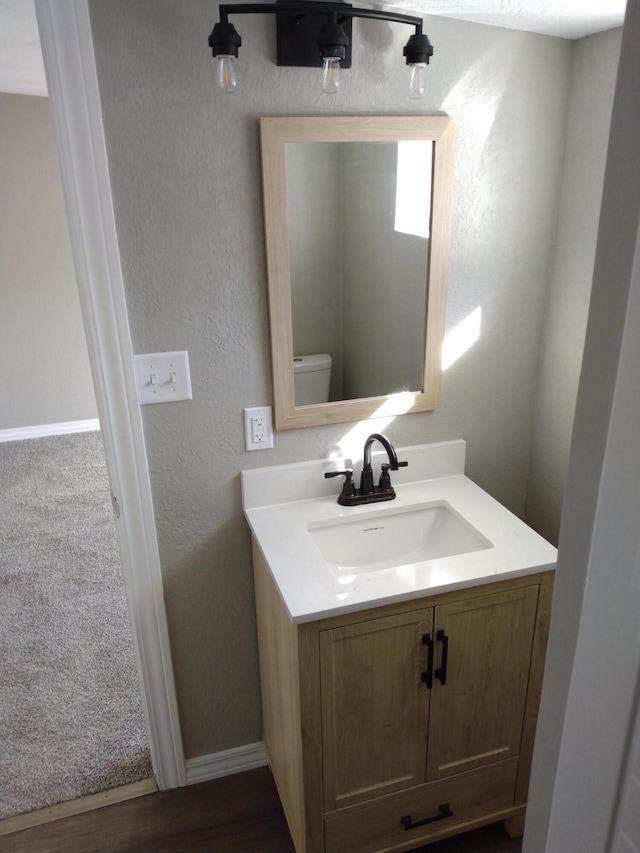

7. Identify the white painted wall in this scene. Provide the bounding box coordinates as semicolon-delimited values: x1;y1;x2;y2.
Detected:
87;1;571;758
524;1;640;847
0;93;97;430
526;27;622;545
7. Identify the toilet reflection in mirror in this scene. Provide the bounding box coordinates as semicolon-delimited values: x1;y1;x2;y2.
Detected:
287;140;433;404
293;353;332;406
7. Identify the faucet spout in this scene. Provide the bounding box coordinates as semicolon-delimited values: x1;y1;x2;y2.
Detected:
363;433;400;472
360;433;405;495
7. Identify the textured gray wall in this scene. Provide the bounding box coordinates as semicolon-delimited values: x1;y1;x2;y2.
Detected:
0;93;97;430
526;28;622;545
88;1;571;759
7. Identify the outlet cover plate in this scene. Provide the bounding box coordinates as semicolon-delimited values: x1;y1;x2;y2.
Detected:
134;351;193;405
244;406;274;451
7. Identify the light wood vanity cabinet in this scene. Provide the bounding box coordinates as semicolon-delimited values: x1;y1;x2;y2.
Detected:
253;540;554;853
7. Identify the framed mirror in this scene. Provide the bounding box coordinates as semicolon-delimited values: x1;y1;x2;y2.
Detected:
260;116;455;430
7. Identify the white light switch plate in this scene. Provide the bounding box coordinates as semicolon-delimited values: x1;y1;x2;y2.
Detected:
134;351;193;405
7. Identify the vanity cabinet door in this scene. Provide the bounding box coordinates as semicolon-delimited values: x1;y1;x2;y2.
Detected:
320;609;433;812
426;585;539;781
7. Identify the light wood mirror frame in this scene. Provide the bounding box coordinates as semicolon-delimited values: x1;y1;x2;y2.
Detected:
260;115;455;431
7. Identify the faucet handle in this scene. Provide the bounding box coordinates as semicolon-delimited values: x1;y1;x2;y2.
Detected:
325;469;356;499
379;464;393;492
379;460;408;491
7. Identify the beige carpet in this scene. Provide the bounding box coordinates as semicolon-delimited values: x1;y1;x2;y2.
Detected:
0;432;153;819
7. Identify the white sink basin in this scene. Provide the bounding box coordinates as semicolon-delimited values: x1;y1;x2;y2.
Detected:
243;441;558;623
307;501;492;576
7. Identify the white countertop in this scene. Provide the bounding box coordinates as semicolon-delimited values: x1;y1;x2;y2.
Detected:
242;440;557;624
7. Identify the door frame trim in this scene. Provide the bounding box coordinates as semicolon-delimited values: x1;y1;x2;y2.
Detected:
34;0;185;789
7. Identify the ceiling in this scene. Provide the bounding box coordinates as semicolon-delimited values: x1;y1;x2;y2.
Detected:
383;0;626;40
0;0;627;98
0;0;46;95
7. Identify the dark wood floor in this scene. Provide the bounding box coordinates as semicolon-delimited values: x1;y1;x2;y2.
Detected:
1;767;523;853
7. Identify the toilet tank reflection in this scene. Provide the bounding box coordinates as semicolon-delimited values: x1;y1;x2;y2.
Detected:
293;353;332;405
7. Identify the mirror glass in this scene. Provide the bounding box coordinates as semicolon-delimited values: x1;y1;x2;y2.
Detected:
287;140;433;403
260;117;455;430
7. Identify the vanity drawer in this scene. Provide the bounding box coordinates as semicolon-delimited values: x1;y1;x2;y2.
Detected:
324;760;518;853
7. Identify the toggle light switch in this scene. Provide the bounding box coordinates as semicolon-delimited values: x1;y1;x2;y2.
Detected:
134;351;193;405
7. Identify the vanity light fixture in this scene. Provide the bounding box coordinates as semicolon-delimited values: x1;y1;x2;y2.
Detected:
208;1;433;98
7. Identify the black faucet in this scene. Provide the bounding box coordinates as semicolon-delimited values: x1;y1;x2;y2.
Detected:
325;433;408;506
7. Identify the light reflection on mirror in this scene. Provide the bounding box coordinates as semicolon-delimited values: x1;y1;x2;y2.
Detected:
395;141;433;240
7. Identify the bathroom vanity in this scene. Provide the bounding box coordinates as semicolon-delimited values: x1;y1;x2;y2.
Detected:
242;441;556;853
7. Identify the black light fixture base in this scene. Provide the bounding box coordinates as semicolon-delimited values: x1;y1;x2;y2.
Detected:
275;0;352;68
209;21;242;57
403;32;433;65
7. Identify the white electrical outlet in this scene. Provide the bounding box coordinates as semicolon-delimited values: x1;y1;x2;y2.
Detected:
244;406;274;451
134;351;193;404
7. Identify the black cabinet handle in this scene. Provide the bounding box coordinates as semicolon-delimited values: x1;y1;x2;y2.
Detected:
421;633;434;689
401;803;453;830
435;629;449;685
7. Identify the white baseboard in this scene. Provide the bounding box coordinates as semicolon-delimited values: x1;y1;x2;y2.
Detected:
0;419;100;443
185;742;267;786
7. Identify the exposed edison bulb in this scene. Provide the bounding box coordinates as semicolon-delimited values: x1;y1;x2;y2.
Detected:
321;57;341;94
407;63;427;99
216;55;238;93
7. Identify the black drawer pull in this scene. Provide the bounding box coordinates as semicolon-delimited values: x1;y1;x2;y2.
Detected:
435;629;449;685
421;633;434;689
400;803;453;831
